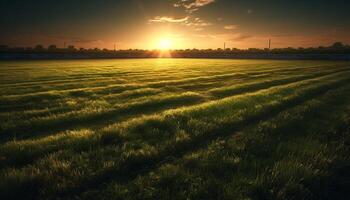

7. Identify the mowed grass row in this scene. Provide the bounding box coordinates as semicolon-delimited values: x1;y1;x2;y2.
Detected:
0;60;342;103
53;69;350;198
1;65;349;141
1;64;350;199
0;59;326;86
0;61;344;127
0;59;265;94
0;65;277;111
2;69;348;168
0;62;320;107
98;80;350;200
0;68;347;145
0;59;350;200
1;61;344;102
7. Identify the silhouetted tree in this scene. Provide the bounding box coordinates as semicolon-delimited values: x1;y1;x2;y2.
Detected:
1;42;350;59
35;45;44;51
0;45;8;51
331;42;345;49
67;45;76;51
48;45;57;51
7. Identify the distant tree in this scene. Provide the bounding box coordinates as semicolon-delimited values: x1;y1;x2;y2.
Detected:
248;48;260;53
67;45;76;51
0;45;8;51
35;45;44;51
48;45;57;51
330;42;345;49
1;42;349;57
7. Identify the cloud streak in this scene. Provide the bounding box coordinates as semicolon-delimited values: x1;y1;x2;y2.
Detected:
224;25;238;30
148;1;216;33
173;0;216;13
149;15;211;30
231;34;252;41
185;17;212;27
149;16;189;23
46;35;101;44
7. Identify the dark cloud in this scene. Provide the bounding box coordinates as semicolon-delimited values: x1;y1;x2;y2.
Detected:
231;34;252;41
47;35;100;44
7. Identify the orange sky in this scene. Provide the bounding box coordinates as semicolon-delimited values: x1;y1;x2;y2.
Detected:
1;0;350;49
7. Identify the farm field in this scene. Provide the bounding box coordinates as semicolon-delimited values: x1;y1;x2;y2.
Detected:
1;59;350;199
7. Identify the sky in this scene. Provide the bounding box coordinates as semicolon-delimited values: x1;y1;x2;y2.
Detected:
1;0;350;49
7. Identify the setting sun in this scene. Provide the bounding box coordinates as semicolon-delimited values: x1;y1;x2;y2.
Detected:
158;38;172;50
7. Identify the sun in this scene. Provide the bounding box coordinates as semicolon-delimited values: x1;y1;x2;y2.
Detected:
158;38;172;50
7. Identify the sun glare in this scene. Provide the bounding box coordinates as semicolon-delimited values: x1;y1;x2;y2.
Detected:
158;38;172;50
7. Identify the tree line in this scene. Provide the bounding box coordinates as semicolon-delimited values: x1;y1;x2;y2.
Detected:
0;42;349;59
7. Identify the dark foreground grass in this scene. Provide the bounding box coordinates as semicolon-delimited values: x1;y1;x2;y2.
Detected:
0;59;350;200
98;84;350;200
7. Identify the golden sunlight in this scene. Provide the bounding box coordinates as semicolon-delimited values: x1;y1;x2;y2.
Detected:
158;38;173;50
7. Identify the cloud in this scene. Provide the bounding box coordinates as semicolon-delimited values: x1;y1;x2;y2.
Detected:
163;0;216;31
149;15;211;29
224;25;238;30
149;16;189;23
184;17;212;27
230;34;253;41
196;33;253;42
271;33;297;38
47;35;100;44
184;0;215;9
173;0;216;13
71;38;100;43
194;33;218;39
149;1;215;31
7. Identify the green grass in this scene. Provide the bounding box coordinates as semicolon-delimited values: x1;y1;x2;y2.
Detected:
0;59;350;200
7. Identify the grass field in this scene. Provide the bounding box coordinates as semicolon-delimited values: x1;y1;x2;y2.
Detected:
1;59;350;200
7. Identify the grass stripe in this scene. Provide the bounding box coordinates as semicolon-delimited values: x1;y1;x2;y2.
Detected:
2;70;349;199
2;67;348;139
94;83;350;200
1;69;349;168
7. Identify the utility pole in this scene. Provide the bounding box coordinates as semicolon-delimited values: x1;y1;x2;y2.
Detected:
268;39;271;50
224;42;226;50
114;43;116;52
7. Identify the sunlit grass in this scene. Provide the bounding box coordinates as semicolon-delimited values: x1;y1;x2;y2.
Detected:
0;59;350;199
